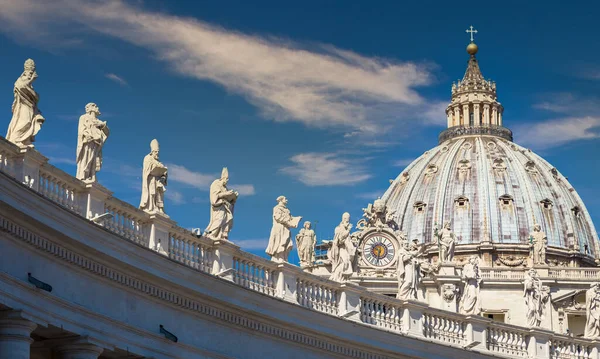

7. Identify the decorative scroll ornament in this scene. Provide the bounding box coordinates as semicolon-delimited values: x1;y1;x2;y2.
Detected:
442;283;459;303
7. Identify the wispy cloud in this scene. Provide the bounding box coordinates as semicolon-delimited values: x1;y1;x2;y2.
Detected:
166;163;255;196
356;190;384;200
234;238;269;250
166;190;186;205
392;158;415;167
0;0;439;139
515;117;600;150
280;152;371;186
105;73;128;86
47;156;77;166
532;92;598;115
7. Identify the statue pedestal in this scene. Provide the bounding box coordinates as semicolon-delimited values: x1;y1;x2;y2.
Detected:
433;263;461;313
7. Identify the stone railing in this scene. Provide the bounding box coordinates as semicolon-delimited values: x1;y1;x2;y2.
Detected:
4;140;600;359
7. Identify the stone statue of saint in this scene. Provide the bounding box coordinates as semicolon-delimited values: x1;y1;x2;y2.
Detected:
295;221;316;267
76;103;109;182
266;196;301;263
434;221;455;263
523;269;549;327
459;255;481;315
530;224;547;265
6;59;45;147
396;239;421;300
204;167;238;240
585;283;600;338
329;213;355;282
139;139;168;214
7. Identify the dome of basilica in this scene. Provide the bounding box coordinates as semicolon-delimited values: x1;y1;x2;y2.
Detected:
382;42;599;262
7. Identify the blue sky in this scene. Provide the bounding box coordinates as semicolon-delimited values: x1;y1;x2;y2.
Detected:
0;0;599;263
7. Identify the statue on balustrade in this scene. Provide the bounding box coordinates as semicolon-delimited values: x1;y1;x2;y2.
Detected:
459;255;481;315
6;59;45;147
329;213;356;282
523;269;550;327
204;167;238;240
585;282;600;338
266;196;302;263
530;224;547;266
139;139;168;214
296;221;316;267
76;103;109;182
397;236;422;300
433;221;455;263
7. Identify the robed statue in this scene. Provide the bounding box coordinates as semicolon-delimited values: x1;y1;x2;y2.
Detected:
530;224;547;265
266;196;301;263
296;221;316;267
205;167;238;240
433;221;455;263
6;59;45;147
397;238;422;300
139;139;168;214
329;213;355;282
459;255;481;315
76;103;109;182
523;269;549;327
585;283;600;338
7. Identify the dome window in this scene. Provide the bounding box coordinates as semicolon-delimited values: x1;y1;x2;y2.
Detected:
493;158;507;172
414;201;427;213
425;164;438;177
525;161;536;173
499;194;514;208
540;199;553;210
572;206;582;217
454;195;470;209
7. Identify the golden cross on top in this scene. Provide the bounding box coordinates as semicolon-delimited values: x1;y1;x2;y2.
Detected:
466;25;478;42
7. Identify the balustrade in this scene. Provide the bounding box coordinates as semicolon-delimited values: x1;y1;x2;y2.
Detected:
296;277;339;315
550;338;594;359
487;323;529;357
232;255;277;296
104;199;147;245
359;296;403;332
39;166;84;215
169;229;213;274
422;312;466;346
479;268;525;280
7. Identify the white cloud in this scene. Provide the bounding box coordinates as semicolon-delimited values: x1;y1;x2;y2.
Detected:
0;0;437;137
166;163;255;195
166;190;186;205
514;117;600;149
280;152;371;186
105;73;128;86
392;158;415;167
356;191;384;200
234;238;269;250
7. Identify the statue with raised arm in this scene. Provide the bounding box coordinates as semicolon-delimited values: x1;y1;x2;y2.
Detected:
459;255;481;315
530;224;547;265
585;283;600;338
329;213;355;282
266;196;302;263
296;221;316;267
139;139;168;214
205;167;238;240
6;59;45;147
434;221;455;263
76;103;109;182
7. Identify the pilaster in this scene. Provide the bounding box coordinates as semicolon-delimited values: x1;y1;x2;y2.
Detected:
147;213;176;256
276;263;301;304
82;181;113;220
464;315;490;351
0;310;38;359
402;299;428;337
338;282;366;322
211;239;240;281
14;147;48;191
527;328;553;359
434;263;461;313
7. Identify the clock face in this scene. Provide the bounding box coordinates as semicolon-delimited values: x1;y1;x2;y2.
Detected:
362;234;397;268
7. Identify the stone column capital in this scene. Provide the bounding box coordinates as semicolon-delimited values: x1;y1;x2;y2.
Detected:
53;336;106;359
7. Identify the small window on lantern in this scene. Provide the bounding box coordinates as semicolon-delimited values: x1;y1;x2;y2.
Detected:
499;194;513;208
454;196;469;209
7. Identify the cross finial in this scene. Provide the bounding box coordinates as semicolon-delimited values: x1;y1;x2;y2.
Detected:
466;25;478;42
